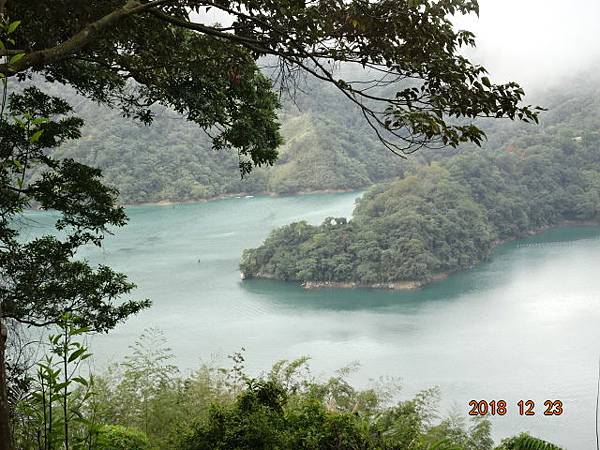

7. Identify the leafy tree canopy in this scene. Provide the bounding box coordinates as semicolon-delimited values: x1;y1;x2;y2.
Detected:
0;87;150;331
0;79;150;450
4;0;539;172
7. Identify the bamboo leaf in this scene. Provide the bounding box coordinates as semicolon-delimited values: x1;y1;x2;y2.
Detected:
9;53;24;65
7;20;21;34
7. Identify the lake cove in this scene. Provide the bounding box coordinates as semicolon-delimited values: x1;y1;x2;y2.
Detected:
21;192;600;449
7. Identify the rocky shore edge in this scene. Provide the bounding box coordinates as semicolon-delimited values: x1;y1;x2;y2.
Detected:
300;273;449;290
239;273;448;290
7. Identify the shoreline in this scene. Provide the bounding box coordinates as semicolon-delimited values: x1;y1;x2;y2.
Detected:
124;188;358;207
300;274;449;291
242;219;600;291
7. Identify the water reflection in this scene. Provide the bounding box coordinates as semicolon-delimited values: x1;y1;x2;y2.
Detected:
240;225;600;314
14;194;600;449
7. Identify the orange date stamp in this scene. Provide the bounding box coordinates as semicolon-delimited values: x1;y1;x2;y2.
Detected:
468;400;563;416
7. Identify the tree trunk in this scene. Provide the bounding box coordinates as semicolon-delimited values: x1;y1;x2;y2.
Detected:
0;305;12;450
0;0;12;442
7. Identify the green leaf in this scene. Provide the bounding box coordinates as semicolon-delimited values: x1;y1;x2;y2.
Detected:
9;53;24;65
71;326;92;335
68;347;87;363
54;381;69;391
481;76;491;88
7;20;21;35
29;130;43;143
73;376;89;387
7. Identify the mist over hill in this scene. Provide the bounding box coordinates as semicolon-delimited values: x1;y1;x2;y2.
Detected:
30;66;600;204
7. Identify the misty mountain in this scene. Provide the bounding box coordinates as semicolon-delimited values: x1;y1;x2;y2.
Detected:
30;68;600;204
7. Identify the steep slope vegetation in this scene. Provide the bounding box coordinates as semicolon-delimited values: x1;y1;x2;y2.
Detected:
35;77;408;204
240;146;600;287
239;74;600;286
32;67;600;206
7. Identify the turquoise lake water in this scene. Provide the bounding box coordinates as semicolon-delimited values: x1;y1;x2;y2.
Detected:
19;192;600;448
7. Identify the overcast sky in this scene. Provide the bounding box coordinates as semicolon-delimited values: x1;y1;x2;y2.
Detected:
457;0;600;91
195;0;600;93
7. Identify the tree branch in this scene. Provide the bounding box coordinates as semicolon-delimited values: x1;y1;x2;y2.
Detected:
0;0;174;76
148;9;270;48
0;0;7;20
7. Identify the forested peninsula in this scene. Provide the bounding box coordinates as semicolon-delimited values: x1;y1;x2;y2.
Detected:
240;70;600;288
240;133;600;288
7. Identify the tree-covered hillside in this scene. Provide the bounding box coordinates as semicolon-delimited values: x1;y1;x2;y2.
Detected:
33;78;408;204
239;83;600;285
39;66;600;205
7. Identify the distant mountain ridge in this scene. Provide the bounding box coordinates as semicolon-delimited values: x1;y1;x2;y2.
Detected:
27;68;600;204
238;70;600;286
33;77;408;204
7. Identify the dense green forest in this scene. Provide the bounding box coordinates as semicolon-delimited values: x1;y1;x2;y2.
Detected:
35;66;598;205
240;79;600;285
31;78;408;204
1;1;594;447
